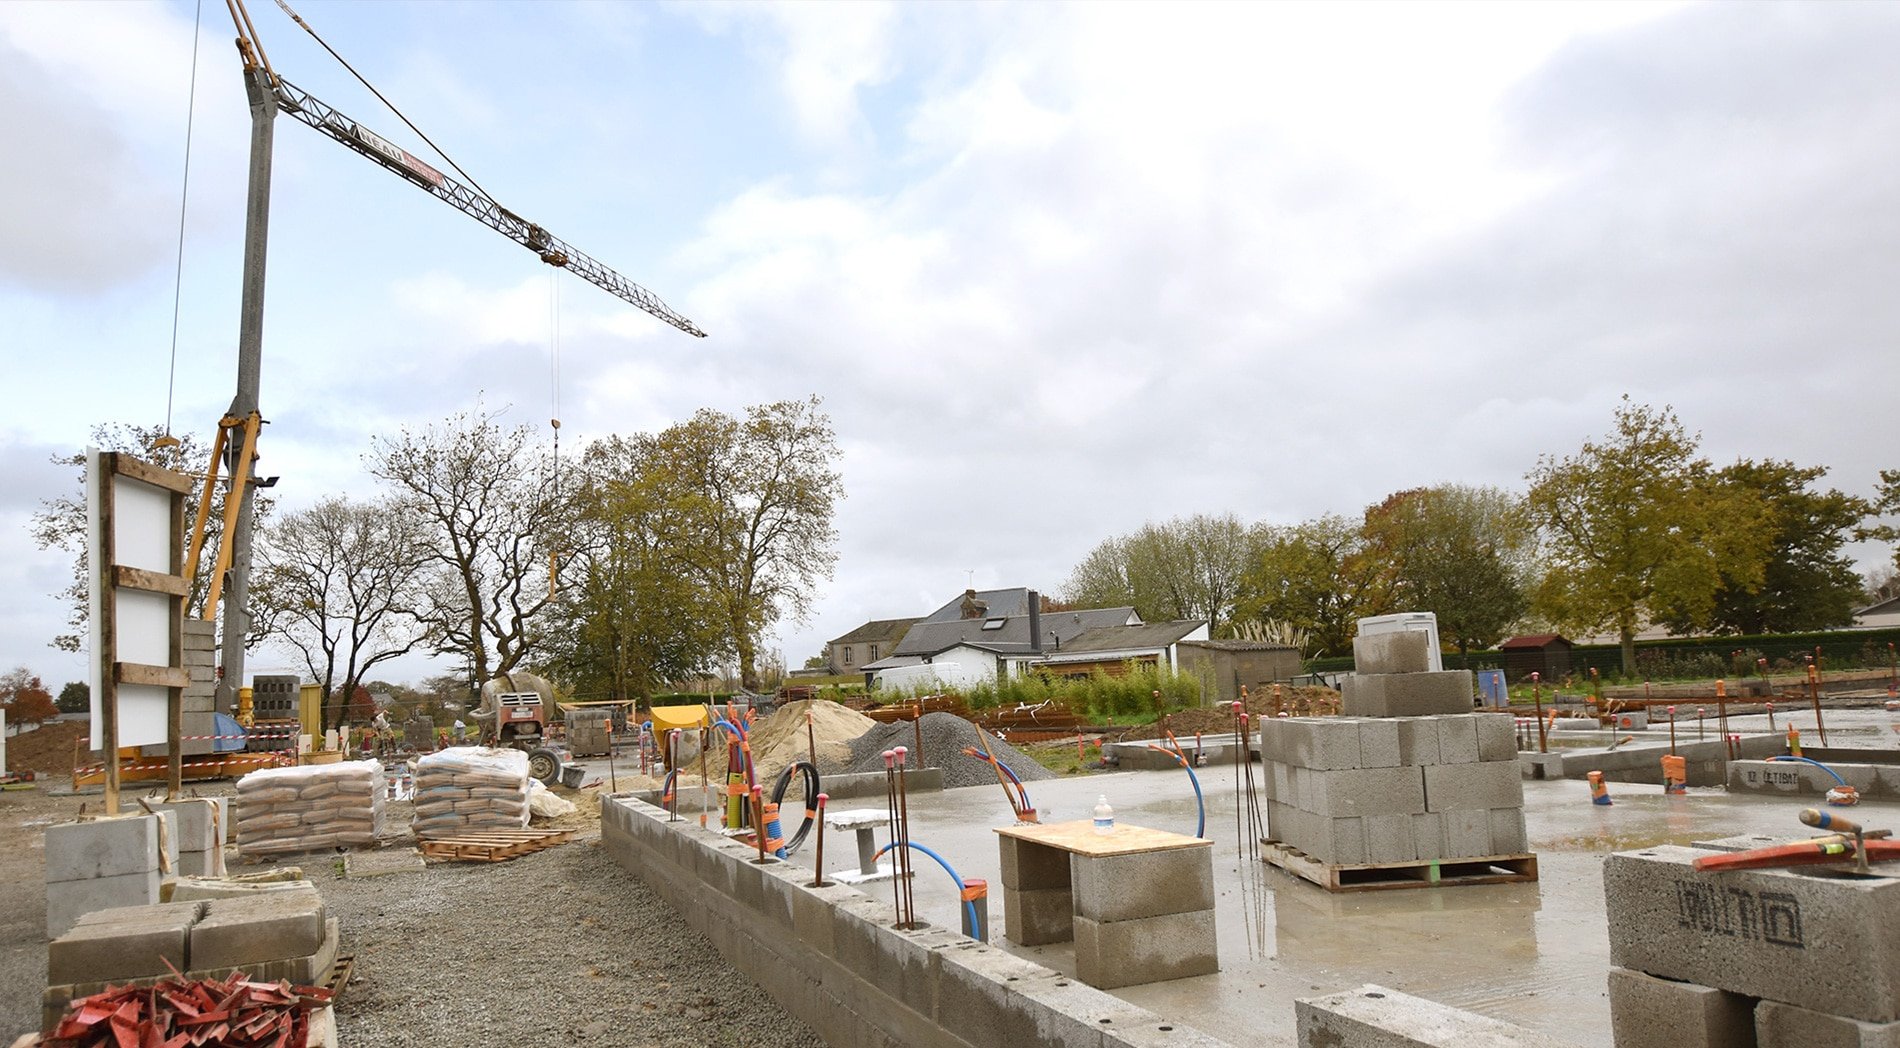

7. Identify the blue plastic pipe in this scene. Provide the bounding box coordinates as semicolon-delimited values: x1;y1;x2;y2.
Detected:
873;840;982;940
1767;754;1848;786
1145;745;1206;838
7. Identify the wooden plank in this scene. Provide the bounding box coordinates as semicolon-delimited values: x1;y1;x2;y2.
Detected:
997;819;1211;858
110;453;195;494
112;565;189;598
116;662;190;689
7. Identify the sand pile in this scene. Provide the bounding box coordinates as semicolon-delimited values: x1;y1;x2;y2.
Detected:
746;700;877;783
838;712;1058;789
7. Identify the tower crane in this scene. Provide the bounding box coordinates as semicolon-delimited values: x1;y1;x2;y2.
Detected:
196;0;704;709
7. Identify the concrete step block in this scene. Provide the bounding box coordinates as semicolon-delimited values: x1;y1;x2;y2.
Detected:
1436;717;1480;764
1757;999;1900;1048
45;813;177;882
1396;720;1441;766
1342;671;1475;718
188;887;327;969
1308;766;1427;818
1474;713;1517;761
1072;910;1218;990
1358;720;1400;769
1442;810;1492;858
1296;984;1584;1047
1002;886;1074;946
1488;809;1528;855
1363;814;1416;864
1605;845;1900;1023
1072;847;1214;923
48;904;200;984
997;834;1073;891
46;870;163;938
1607;967;1757;1048
1353;631;1435;675
1423;761;1525;812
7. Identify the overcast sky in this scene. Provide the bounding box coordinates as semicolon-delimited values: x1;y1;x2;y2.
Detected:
4;1;1898;690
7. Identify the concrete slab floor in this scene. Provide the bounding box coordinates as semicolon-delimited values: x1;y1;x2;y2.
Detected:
777;708;1900;1048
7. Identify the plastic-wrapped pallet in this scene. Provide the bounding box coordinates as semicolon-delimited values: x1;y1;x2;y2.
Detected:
234;760;384;857
412;747;531;839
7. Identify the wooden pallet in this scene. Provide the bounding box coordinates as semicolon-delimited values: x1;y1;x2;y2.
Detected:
417;828;574;863
1263;840;1538;892
321;955;354;1000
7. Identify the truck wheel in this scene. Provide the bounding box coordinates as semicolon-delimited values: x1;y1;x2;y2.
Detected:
527;747;563;786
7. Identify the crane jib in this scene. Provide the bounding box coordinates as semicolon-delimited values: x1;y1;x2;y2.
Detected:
269;76;705;337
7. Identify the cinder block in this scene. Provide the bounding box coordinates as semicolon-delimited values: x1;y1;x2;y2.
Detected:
1607;967;1757;1048
1442;810;1492;858
1433;716;1478;764
1488;809;1528;855
1072;847;1214;923
1352;630;1435;675
1072;910;1218;989
1357;720;1400;768
48;904;199;984
1757;999;1900;1048
1604;845;1900;1023
46;870;163;938
1363;814;1415;864
1342;671;1475;718
189;887;326;969
1307;766;1427;818
1474;713;1517;761
997;834;1071;891
1283;718;1364;771
1396;720;1441;766
1002;886;1074;946
1412;813;1445;861
145;799;229;854
1324;817;1366;865
1422;761;1524;811
45;814;177;882
1296;984;1581;1047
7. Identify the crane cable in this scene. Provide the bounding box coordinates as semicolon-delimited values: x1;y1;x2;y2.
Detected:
267;0;500;204
162;0;207;448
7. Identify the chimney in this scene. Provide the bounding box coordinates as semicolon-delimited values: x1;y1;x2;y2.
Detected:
1028;590;1042;651
961;589;987;620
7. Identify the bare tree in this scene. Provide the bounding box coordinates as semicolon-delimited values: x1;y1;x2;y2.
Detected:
253;497;431;730
367;409;563;690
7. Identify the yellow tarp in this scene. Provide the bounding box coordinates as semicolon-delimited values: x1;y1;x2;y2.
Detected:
650;705;709;731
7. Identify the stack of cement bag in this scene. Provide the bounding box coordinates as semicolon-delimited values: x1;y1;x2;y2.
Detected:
412;747;531;838
234;761;384;857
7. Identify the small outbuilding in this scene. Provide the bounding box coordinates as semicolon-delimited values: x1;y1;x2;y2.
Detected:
1499;634;1573;682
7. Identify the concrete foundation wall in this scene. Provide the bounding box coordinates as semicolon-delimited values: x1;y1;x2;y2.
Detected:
600;795;1237;1048
1295;984;1581;1047
1519;734;1782;786
1729;759;1900;799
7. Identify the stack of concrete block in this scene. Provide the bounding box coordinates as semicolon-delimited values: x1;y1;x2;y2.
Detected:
235;760;384;856
413;746;531;837
1604;844;1900;1048
138;620;218;759
45;812;178;938
42;885;336;1032
1260;624;1526;867
146;797;229;877
1260;713;1524;864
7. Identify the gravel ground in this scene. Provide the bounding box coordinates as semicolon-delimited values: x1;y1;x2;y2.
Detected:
838;712;1057;788
0;782;824;1048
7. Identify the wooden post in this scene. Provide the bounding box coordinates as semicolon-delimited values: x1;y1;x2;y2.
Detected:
166;466;185;800
98;453;121;815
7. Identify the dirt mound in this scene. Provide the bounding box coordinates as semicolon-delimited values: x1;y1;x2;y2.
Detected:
5;720;93;776
746;700;877;783
837;712;1057;789
1115;686;1342;741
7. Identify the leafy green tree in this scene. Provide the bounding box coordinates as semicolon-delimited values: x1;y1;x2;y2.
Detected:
1659;460;1869;635
1063;514;1261;630
636;398;841;691
367;409;564;690
1521;397;1772;674
540;437;726;700
56;681;89;715
1363;485;1533;655
1234;514;1400;656
1868;469;1900;571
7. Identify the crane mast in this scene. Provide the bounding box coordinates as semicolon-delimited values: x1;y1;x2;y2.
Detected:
208;1;701;711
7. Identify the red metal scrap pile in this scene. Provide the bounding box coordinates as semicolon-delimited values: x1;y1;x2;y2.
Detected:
48;970;333;1048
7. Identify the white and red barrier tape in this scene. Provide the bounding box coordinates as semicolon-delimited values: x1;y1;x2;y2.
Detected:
73;754;296;777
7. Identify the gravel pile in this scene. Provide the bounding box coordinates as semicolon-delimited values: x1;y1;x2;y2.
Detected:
835;712;1058;789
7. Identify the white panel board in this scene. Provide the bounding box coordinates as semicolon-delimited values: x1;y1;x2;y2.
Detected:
89;450;180;750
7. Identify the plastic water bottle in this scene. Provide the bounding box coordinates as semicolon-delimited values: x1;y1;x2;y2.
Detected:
1093;795;1115;835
